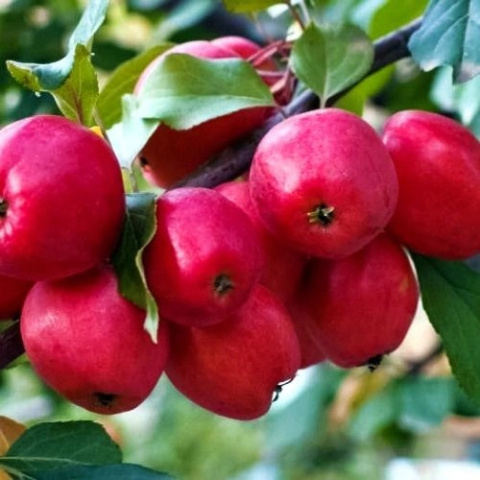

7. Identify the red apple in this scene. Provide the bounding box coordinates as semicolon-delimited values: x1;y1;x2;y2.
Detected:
135;40;271;188
0;274;33;320
21;264;169;414
292;233;419;368
165;284;300;420
383;110;480;259
143;187;262;326
216;178;307;302
0;115;125;281
249;108;399;259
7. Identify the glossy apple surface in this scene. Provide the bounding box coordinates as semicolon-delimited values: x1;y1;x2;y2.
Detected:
0;115;125;281
143;187;262;326
166;284;300;420
216;178;306;302
292;233;419;368
21;265;169;414
383;110;480;259
249;108;399;259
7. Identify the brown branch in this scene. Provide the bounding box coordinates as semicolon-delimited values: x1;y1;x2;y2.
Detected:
0;322;24;369
0;18;422;370
174;17;422;190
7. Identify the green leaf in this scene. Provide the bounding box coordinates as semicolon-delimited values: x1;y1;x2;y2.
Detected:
112;192;159;342
409;0;480;83
222;0;280;13
368;0;428;39
412;254;480;405
290;22;374;107
107;95;160;169
136;54;275;129
431;66;480;130
348;382;399;441
97;44;173;130
0;421;121;474
34;464;173;479
6;0;108;91
50;44;99;126
398;377;454;432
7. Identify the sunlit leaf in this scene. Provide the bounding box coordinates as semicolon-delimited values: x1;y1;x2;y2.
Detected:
222;0;280;13
107;95;159;169
112;193;159;342
97;44;173;129
0;421;121;474
290;22;374;106
409;0;480;83
6;0;108;91
136;54;275;129
412;254;480;404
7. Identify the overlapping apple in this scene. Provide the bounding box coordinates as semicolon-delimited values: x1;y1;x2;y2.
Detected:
2;36;476;421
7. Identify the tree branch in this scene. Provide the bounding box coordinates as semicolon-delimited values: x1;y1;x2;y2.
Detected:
174;17;422;190
0;18;422;370
0;322;23;370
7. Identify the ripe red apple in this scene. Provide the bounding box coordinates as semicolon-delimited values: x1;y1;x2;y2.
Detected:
286;285;327;368
216;178;306;302
165;284;301;420
0;274;33;320
383;110;480;259
135;40;271;188
143;187;262;326
0;115;125;281
291;233;419;368
249;108;399;259
20;265;169;414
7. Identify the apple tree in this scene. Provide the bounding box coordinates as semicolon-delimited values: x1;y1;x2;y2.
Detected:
2;0;480;478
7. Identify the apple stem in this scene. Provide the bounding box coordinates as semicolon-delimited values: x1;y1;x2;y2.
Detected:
213;274;234;296
307;203;335;226
0;198;7;217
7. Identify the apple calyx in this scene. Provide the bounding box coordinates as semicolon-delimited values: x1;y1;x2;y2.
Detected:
307;203;335;226
0;198;7;217
213;273;234;296
94;392;117;408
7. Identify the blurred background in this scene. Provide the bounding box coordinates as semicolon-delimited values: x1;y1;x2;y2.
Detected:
2;1;480;479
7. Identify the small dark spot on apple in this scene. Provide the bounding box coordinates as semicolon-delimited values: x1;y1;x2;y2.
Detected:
213;274;234;296
307;203;335;226
139;155;149;167
94;392;117;407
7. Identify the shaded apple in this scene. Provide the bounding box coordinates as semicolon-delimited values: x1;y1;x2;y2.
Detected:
21;265;169;414
291;233;419;368
166;284;300;420
0;115;125;281
249;108;399;259
143;187;262;326
0;274;33;320
216;178;307;302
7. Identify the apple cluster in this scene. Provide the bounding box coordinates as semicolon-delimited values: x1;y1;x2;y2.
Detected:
2;35;479;422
